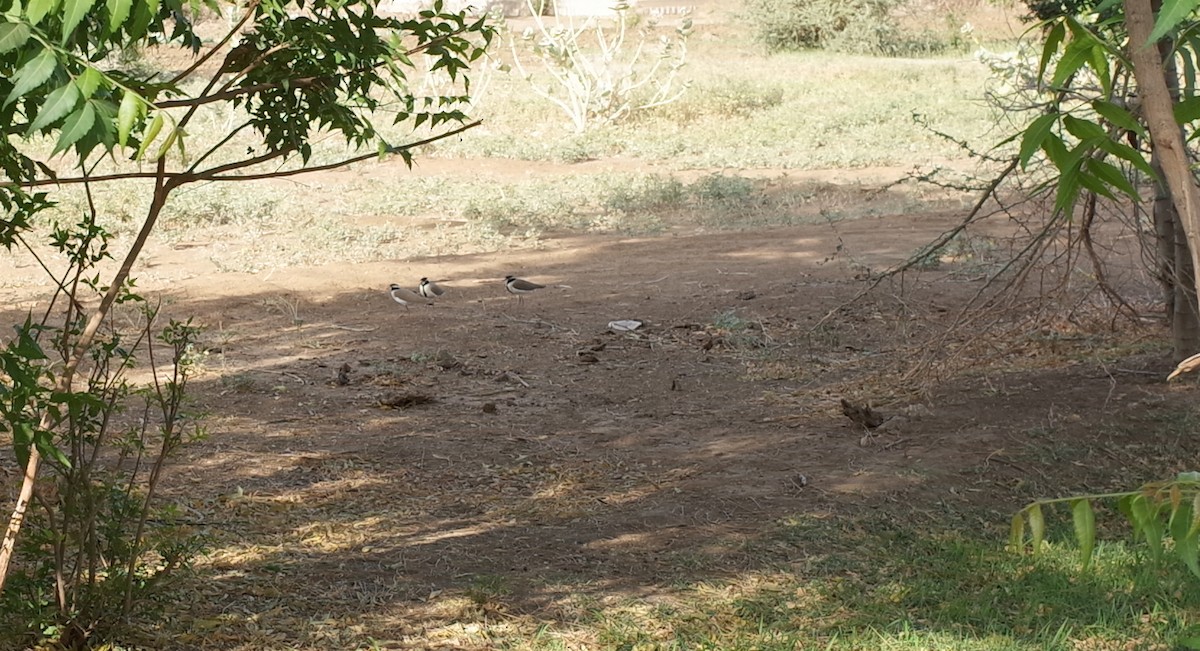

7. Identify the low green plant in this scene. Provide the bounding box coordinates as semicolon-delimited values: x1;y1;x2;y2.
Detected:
0;216;207;647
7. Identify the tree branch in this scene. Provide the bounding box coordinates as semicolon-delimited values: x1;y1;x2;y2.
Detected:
166;0;262;86
2;120;483;189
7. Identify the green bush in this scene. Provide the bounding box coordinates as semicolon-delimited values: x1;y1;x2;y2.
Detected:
743;0;905;55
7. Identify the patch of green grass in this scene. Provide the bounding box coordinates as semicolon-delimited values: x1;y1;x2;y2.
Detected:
519;512;1200;650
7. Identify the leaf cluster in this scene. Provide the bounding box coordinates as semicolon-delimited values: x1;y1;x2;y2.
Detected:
1012;472;1200;577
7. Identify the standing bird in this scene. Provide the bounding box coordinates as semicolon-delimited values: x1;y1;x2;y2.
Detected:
504;275;544;305
419;277;445;299
388;283;426;310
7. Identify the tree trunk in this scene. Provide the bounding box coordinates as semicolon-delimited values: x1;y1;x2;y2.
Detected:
1125;0;1200;359
1150;33;1200;354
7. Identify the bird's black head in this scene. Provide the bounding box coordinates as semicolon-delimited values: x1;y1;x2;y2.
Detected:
389;283;401;291
504;275;515;281
420;277;429;283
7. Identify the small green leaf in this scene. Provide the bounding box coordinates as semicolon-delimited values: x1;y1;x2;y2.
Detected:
74;66;103;99
60;0;98;42
53;101;95;155
134;111;163;160
117;88;140;147
5;47;58;106
1072;499;1096;570
1038;21;1066;84
1020;113;1058;169
106;0;131;31
27;81;80;133
0;21;31;53
1028;504;1045;555
1010;512;1025;553
155;124;179;160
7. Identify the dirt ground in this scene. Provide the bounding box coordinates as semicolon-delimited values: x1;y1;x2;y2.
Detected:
1;155;1197;648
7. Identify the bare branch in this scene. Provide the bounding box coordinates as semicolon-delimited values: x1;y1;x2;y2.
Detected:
166;0;262;86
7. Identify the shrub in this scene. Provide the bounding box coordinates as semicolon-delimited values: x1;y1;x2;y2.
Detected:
743;0;905;55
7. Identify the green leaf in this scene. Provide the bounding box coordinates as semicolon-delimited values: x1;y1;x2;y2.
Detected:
27;81;80;133
1176;97;1200;124
1020;113;1058;169
1038;21;1066;84
1093;99;1148;140
117;88;140;147
1094;137;1156;177
5;47;58;106
1063;115;1109;141
106;0;131;31
1042;132;1068;167
74;66;103;99
1170;496;1200;578
1072;499;1096;570
1085;158;1139;201
53;101;95;155
32;429;70;469
156;124;178;160
0;21;31;53
1051;38;1092;89
1010;512;1025;553
1131;494;1165;560
25;0;58;26
134;111;163;160
61;0;98;42
1149;0;1200;44
12;421;34;467
1029;503;1045;555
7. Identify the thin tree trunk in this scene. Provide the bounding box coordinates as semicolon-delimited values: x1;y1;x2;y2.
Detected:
1149;33;1200;353
1125;0;1200;359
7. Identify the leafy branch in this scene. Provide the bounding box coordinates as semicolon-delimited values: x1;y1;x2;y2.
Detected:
1011;472;1200;577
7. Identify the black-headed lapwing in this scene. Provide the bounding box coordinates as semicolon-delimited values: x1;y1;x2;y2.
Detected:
419;277;445;299
389;283;426;310
504;275;544;305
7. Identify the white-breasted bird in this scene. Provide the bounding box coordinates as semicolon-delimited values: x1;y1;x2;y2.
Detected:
419;277;445;299
389;283;426;310
504;275;545;305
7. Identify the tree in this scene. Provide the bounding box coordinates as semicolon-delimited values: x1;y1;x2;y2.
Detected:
1013;0;1200;360
0;0;493;641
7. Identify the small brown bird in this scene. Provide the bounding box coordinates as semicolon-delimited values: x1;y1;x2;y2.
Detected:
419;277;445;299
504;275;544;305
840;398;886;429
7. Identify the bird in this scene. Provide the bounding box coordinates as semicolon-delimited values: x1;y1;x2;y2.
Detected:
419;277;445;299
504;275;544;305
388;283;426;310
